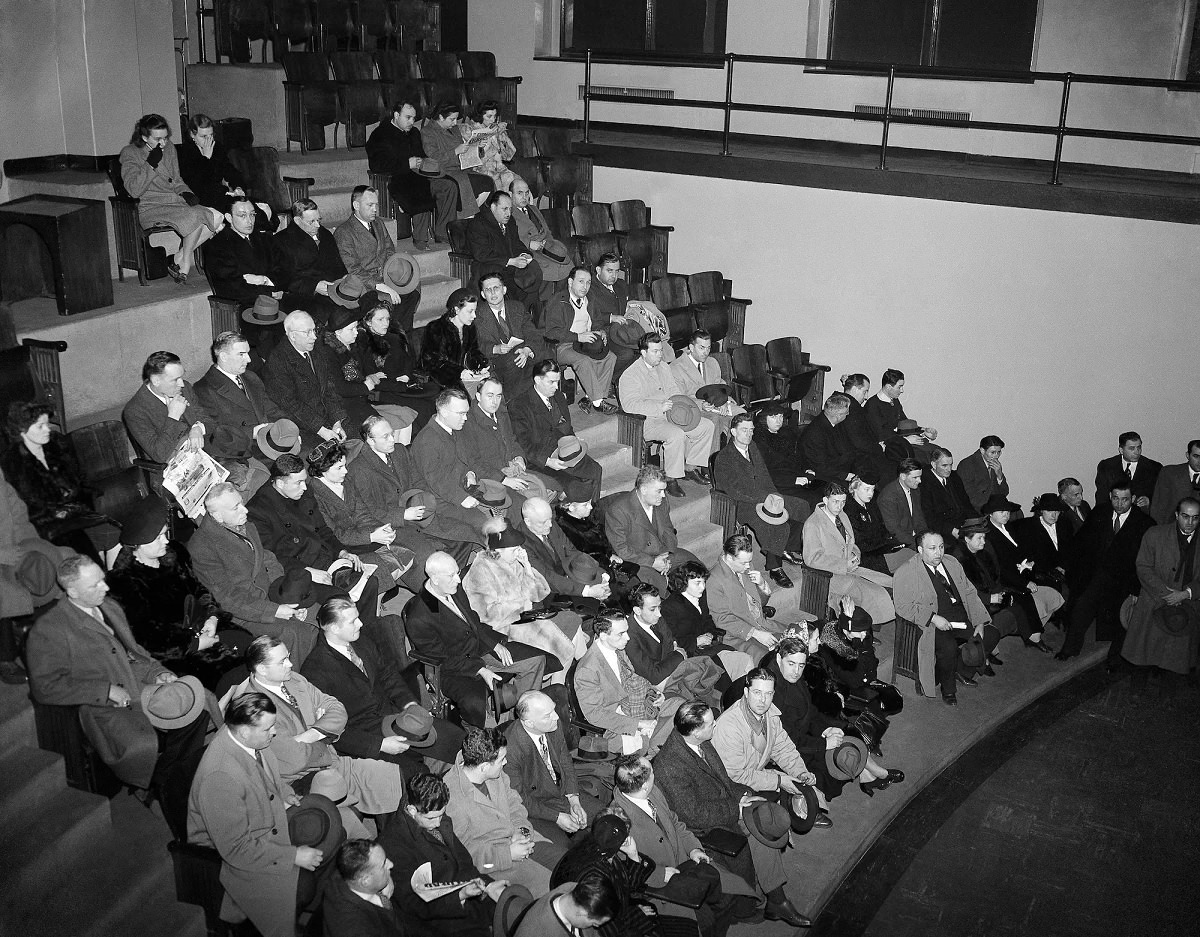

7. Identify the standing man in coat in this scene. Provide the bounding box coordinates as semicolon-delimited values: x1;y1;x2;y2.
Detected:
1094;431;1162;512
1150;440;1200;525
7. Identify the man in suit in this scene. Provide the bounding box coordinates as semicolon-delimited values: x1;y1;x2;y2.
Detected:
612;753;758;937
459;377;559;503
605;465;700;591
1057;479;1155;663
878;458;928;550
625;582;729;706
509;360;604;502
122;349;216;464
444;726;564;895
653;701;812;928
619;333;715;493
264;311;351;449
545;266;619;415
503;690;599;849
301;595;464;777
509;177;573;285
475;271;545;395
466;190;550;316
1150;439;1200;525
863;367;938;445
797;393;859;489
705;533;795;660
404;552;547;728
204;196;280;308
586;253;631;328
27;555;210;791
921;446;975;542
323;839;404;937
187;692;324;937
1095;431;1162;512
513;878;618;937
516;497;611;612
187;482;317;663
271;198;351;324
194;330;286;496
412;388;496;536
1058;476;1091;535
332;186;421;334
957;435;1011;515
670;328;745;446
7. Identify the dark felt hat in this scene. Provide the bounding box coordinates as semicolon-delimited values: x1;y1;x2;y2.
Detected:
381;705;438;748
980;494;1021;515
572;335;609;360
493;885;534;937
562;478;594;504
854;468;880;487
608;319;646;350
1034;492;1067;512
118;495;170;547
825;736;870;781
1153;605;1192;637
666;395;702;432
696;384;730;408
895;419;924;436
269;568;319;605
287;793;345;856
567;553;605;586
328;274;366;309
325;303;361;334
400;488;437;527
575;734;616;762
474;478;512;512
592;813;629;853
960;636;987;669
742;800;791;848
14;550;59;601
788;785;822;834
486;525;526;550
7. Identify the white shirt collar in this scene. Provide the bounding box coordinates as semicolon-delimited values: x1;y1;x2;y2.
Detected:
227;728;260;760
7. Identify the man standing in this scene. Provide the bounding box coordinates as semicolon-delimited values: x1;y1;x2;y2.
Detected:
1150;440;1200;525
474;271;544;395
466;190;548;315
605;465;701;590
669;328;745;445
921;446;975;542
1095;432;1162;512
332;186;421;334
878;458;928;550
122;350;214;464
958;435;1011;515
411;388;496;536
544;266;618;415
619;333;715;494
264;311;351;449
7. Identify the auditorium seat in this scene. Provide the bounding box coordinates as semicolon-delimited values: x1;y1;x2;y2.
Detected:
610;199;672;283
105;158;194;286
0;338;67;431
570;202;622;270
459;51;522;128
765;336;831;424
329;51;384;148
375;50;426;112
316;0;360;52
281;52;340;152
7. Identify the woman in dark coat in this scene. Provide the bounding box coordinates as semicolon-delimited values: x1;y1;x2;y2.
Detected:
661;560;755;680
357;302;440;432
555;484;641;604
318;303;418;432
845;471;911;575
948;517;1039;649
839;372;887;474
106;498;250;689
753;402;813;499
1;402;119;564
176;113;272;231
418;287;487;391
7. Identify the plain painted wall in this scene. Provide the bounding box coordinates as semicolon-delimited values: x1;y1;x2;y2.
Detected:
592;165;1198;505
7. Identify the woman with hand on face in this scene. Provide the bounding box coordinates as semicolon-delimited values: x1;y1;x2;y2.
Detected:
176;113;273;232
462;100;518;192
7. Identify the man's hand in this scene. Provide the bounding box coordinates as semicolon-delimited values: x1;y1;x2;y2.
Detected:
508;254;532;269
689;849;710;865
295;847;324;871
242;274;275;287
364;374;381;391
479;667;502;688
408;156;423;170
1165;589;1191;606
696;633;714;649
1017;559;1034;573
462;495;481;509
293;607;308;621
293;728;324;744
749;627;779;649
493;643;514;666
555;812;584;833
275;603;300;619
155;672;178;685
514;346;534;367
652;552;671;574
108;684;132;707
930;614;952;631
315;280;332;296
797;771;817;786
738;793;764;808
847;554;861;573
922;427;939;441
990;592;1005;605
184;423;205;452
502;475;530;490
822;727;845;749
582;582;611;600
1135;495;1151;510
660;399;673;414
509;832;535;862
544;456;567;471
746;569;767;589
381;736;412;755
377;283;401;304
778;774;803;795
402;505;427;522
620;836;640;861
317;426;338;442
663;867;679;883
338;550;364;572
568;797;588;827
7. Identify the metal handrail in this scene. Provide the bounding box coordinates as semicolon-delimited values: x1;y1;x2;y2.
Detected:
581;50;1200;185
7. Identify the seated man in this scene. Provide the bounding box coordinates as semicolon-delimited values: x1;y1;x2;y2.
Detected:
323;838;404;937
204;196;281;309
706;534;797;660
624;582;728;707
513;876;619;937
404;551;547;728
670;328;745;448
466;190;548;316
544;266;618;416
187;692;329;937
194;330;287;496
1095;431;1163;512
878;458;928;550
798;393;860;489
332;186;422;334
845;470;913;575
957;435;1011;515
264;311;354;453
605;465;701;591
653;701;813;928
573;609;683;755
618;333;715;494
503;690;601;849
421;100;494;220
509;177;572;287
1059;475;1091;535
226;635;404;839
714;412;809;587
459;376;559;503
27;555;210;795
443;726;565;895
516;497;612;614
921;446;975;542
893;531;992;705
187;482;317;663
863;367;938;447
122;350;215;465
366;98;457;248
1149;439;1200;525
475;271;545;395
271;198;355;324
509;359;604;503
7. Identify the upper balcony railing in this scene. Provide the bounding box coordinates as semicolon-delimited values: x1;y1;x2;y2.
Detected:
579;50;1200;185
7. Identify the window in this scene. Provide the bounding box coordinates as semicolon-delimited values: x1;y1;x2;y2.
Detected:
562;0;730;58
829;0;1039;72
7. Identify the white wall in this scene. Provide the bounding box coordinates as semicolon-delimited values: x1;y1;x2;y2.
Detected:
592;165;1199;503
478;0;1200;172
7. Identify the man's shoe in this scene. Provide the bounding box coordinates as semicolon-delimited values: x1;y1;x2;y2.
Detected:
1054;650;1075;662
764;899;813;928
577;398;593;414
783;550;805;566
980;663;996;677
942;693;958;706
684;468;711;487
768;568;794;589
988;653;1004;666
666;480;687;498
956;673;978;688
811;811;833;829
0;660;27;685
596;400;618;415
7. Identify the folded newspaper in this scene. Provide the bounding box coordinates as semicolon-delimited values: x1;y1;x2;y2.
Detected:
410;862;471;902
163;447;229;518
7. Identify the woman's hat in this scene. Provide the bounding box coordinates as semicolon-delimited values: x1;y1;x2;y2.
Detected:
562;478;594;504
959;516;989;536
268;568;319;606
242;295;285;326
756;493;789;526
400;488;437;527
567;553;604;586
742;800;791;848
119;495;169;547
329;274;366;309
287;793;345;856
554;435;588;468
1034;492;1067;512
381;705;438;748
980;494;1021;515
788;785;822;834
486;525;526;550
825;736;870;781
383;253;421;295
256;419;302;460
325;303;361;334
666;395;702;432
854;468;880;487
592;813;629;852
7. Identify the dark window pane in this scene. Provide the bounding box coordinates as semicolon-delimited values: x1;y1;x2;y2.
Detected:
569;0;647;53
935;0;1037;71
830;0;928;66
655;0;711;54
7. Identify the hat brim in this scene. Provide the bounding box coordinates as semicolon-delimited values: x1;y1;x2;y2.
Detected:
667;396;702;432
384;256;422;295
755;504;790;526
493;885;534;937
241;307;286;326
788;786;822;833
328;281;361;308
287;794;344;856
741;804;790;848
573;743;616;762
416;166;442;178
400;488;437;526
825;737;870;781
140;675;206;730
381;713;439;748
255;423;302;460
267;579;317;606
555;438;589;469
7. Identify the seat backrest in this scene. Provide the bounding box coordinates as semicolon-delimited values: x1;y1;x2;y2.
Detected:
315;0;356;39
105;156;133;200
534;126;575;157
274;0;316;41
458;50;497;81
228;146;292;214
68;420;136;483
628;281;652;301
541;207;575;244
419;51;461;80
570;203;613;237
765;337;807;375
376;49;417;82
357;0;394;37
609;199;648;231
231;0;273;37
692;303;729;344
731;344;774;400
686;271;725;304
650;274;691;311
329;51;376;81
280;51;331;83
447;218;472;254
0;345;39;420
380;77;426;113
507;157;544;200
665;309;695;348
513;125;539;158
424;78;466;114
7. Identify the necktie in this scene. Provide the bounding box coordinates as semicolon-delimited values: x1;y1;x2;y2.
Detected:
1124;462;1134;481
279;682;302;711
835;516;848;540
253;750;279;795
495;309;510;341
1113;514;1121;535
348;646;366;675
932;565;958;605
233;375;249;398
617;649;635;685
736;572;764;622
428;827;445;845
538;735;558;783
1191;472;1199;489
304;353;316;374
696;358;703;377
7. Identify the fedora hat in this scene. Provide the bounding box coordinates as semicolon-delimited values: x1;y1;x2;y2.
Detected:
553;435;588;468
381;705;439;748
788;785;822;834
666;395;702;432
474;478;512;513
572;335;609;361
756;493;789;526
326;303;361;334
400;488;437;527
742;800;791;849
895;419;924;436
141;675;206;730
959;516;990;537
14;550;59;602
960;636;987;669
696;384;730;408
541;244;568;264
825;736;870;781
242;294;285;326
1153;604;1192;637
1033;492;1067;512
287;793;345;856
329;274;366;309
269;568;319;606
980;494;1021;515
493;884;534;937
118;495;170;547
383;253;421;295
416;157;441;178
487;525;526;550
608;319;646;350
492;674;523;712
575;734;616;761
567;553;604;586
255;418;302;460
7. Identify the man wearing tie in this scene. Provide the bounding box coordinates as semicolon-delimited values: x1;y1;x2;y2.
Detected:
957;435;1011;515
1150;440;1200;525
204;196;280;308
704;533;795;661
1094;432;1162;512
544;266;619;415
670;328;745;446
878;459;929;550
1058;477;1091;535
474;271;545;395
264;311;351;451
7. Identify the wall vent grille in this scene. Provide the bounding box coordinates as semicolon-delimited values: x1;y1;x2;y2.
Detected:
579;85;676;101
854;104;970;125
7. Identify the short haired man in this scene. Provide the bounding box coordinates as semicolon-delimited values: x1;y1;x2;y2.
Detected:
333;186;422;334
122;350;214;464
863;367;937;445
797;392;860;487
474;271;546;395
412;387;501;536
878;458;928;549
516;496;612;613
264;311;351;447
544;266;619;415
705;533;795;660
512;875;619;936
619;332;715;493
1095;431;1162;511
604;464;702;589
893;531;992;705
957;434;1011;514
421;101;495;218
624;582;728;705
509;176;573;284
1058;476;1091;535
459;376;559;501
1149;439;1200;525
466;190;550;315
670;329;746;444
443;726;564;894
187;692;330;937
204;196;280;308
272;198;356;324
920;446;974;541
323;838;403;936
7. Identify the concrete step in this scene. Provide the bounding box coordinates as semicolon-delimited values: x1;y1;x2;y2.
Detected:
0;682;35;759
0;745;67;828
279;148;371;192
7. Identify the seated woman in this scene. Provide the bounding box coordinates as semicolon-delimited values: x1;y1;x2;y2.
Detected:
816;598;905;721
461;518;586;673
119;113;222;283
418;287;489;392
844;470;913;575
176;113;272;232
980;495;1061;650
949;516;1043;656
661;560;755;681
1;403;119;565
555;482;642;604
356;303;440;432
319;304;420;433
106;497;251;689
754;402;815;499
462;99;518;193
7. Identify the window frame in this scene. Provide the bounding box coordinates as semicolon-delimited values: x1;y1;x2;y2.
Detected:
553;0;731;66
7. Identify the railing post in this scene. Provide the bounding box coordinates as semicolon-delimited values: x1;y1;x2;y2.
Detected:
583;49;592;143
878;64;896;170
1050;72;1073;185
196;0;208;63
722;53;735;156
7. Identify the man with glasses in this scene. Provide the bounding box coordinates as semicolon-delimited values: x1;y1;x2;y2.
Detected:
204;196;281;309
264;311;352;455
473;271;545;395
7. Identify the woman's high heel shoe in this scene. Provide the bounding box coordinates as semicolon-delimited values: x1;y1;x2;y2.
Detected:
859;777;890;798
885;769;905;784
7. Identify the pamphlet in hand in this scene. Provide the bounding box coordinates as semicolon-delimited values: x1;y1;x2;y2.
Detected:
410;862;471;902
458;146;483;170
163;447;229;518
950;621;969;630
